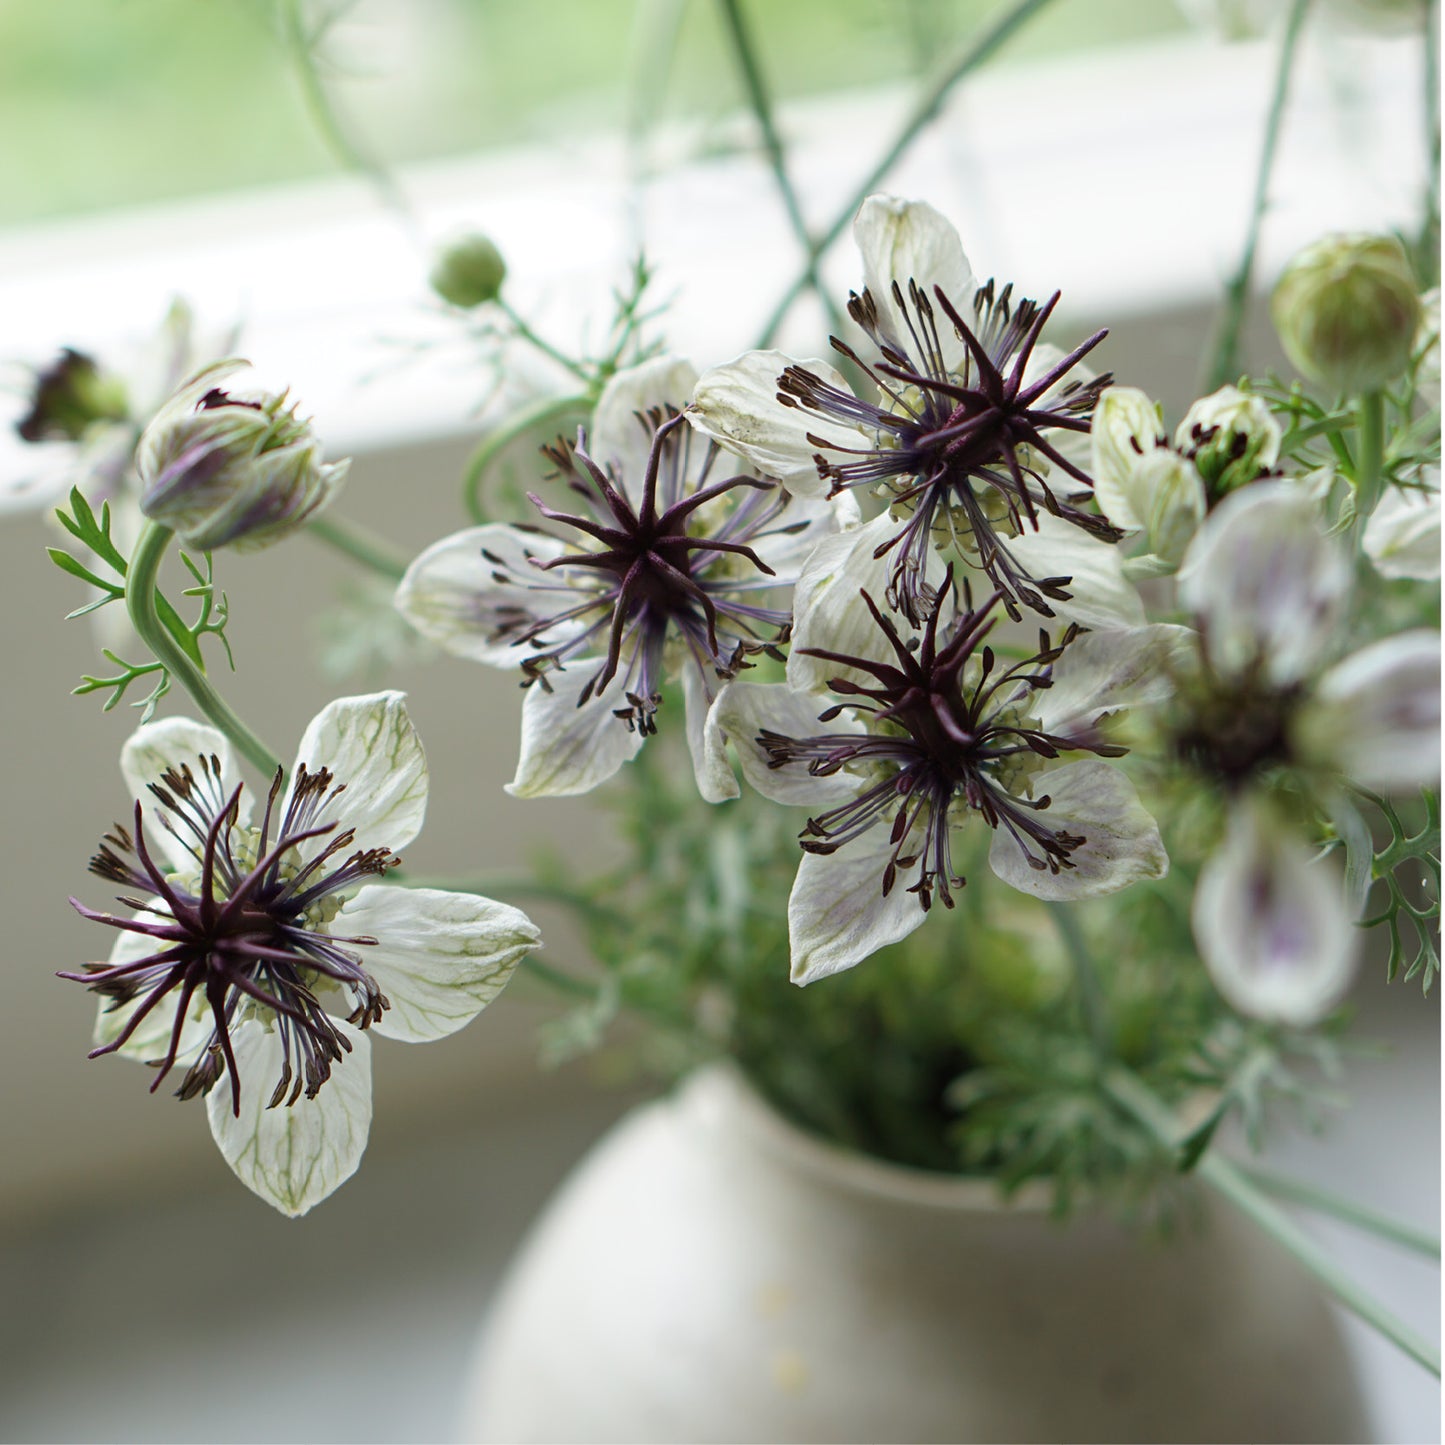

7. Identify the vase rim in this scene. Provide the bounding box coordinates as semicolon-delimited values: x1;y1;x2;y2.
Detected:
689;1062;1057;1214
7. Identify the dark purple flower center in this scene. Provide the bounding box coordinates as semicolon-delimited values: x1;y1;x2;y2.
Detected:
760;577;1126;909
777;278;1120;625
487;406;800;734
61;755;394;1115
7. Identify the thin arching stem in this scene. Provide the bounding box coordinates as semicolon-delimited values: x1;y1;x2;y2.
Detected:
1202;0;1312;391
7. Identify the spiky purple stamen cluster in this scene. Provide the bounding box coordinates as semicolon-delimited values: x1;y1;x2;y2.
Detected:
62;754;393;1115
760;576;1126;910
777;278;1120;625
485;406;800;733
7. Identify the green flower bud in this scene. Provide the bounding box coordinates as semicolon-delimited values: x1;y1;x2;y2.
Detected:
1176;385;1281;499
430;234;507;308
16;348;129;444
1271;233;1423;395
137;360;349;551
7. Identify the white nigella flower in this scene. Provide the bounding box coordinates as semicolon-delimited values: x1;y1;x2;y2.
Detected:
61;692;541;1216
395;356;854;802
1172;483;1441;1024
0;299;234;532
711;540;1179;983
689;194;1123;628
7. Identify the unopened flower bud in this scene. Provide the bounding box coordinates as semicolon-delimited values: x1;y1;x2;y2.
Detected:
1176;385;1281;499
16;348;129;444
1271;233;1423;395
137;361;349;551
430;234;507;308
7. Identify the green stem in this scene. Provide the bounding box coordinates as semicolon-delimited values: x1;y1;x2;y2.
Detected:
1104;1066;1441;1377
1203;0;1311;391
1049;902;1111;1062
498;300;595;384
752;0;1058;348
278;0;412;222
716;0;849;339
1239;1163;1441;1260
1422;0;1441;285
307;514;410;582
125;522;282;778
1352;390;1387;548
462;392;591;525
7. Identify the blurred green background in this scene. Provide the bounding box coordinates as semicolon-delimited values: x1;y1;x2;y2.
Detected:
0;0;1187;225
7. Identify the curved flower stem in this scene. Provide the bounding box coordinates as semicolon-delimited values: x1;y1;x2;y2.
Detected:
1049;902;1111;1063
1239;1163;1441;1259
1104;1065;1442;1377
306;514;410;582
1202;0;1311;392
716;0;849;339
462;392;592;525
277;0;413;225
752;0;1058;348
1352;390;1387;549
497;301;596;384
125;522;282;779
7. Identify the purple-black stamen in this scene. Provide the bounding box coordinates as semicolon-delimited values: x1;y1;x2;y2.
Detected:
778;275;1120;625
761;573;1126;907
61;754;393;1115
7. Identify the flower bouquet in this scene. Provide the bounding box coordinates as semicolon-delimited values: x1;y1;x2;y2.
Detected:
10;1;1439;1438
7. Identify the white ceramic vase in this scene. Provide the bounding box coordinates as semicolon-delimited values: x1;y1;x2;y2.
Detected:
460;1066;1369;1443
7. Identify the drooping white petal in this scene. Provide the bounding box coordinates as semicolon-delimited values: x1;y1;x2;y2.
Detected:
1193;798;1358;1027
290;691;429;859
1363;471;1441;581
788;514;948;692
711;679;865;809
1034;625;1196;737
206;1017;373;1217
1302;631;1441;790
688;351;861;492
121;716;250;873
1005;511;1146;630
684;664;740;804
505;667;643;798
394;524;578;666
592;355;700;497
788;826;927;984
338;884;540;1043
853;195;975;374
1178;482;1351;685
987;760;1168;902
1090;386;1167;533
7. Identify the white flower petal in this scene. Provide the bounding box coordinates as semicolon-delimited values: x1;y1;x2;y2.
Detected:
711;680;864;808
853;195;975;373
505;667;643;798
206;1017;372;1217
1304;631;1441;790
121;716;249;873
1364;471;1440;581
1034;624;1196;737
684;665;740;803
689;351;861;492
788;827;927;984
338;884;539;1043
290;691;429;860
788;514;948;692
1175;386;1281;469
1090;386;1166;533
1178;482;1351;685
1005;511;1145;630
394;524;576;666
592;356;700;496
1193;798;1358;1027
987;760;1167;902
